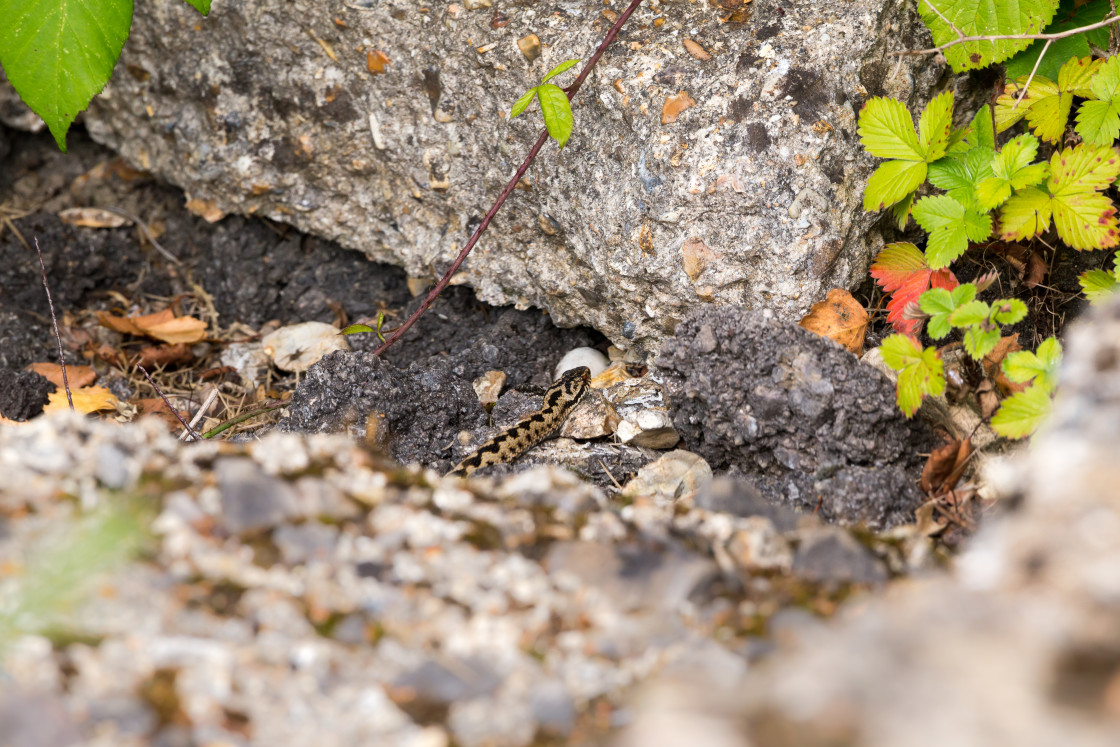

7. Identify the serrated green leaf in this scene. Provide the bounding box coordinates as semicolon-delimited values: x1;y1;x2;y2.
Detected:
952;283;978;306
918;90;954;161
858;97;924;161
1080;267;1119;303
890;191;915;229
914;195;986;268
1000;186;1053;240
949;300;991;328
991;384;1053;439
880;334;945;417
991;298;1028;325
0;0;134;151
541;58;580;84
1003;340;1061;391
964;209;993;242
917;0;1059;73
1001;56;1102;144
918;287;956;340
975;134;1047;211
1077;100;1120;146
864;160;928;211
510;88;538;118
1036;336;1062;368
913;194;964;232
963;325;1001;360
928;146;996;209
967;104;996;150
181;0;211;12
536;83;574;149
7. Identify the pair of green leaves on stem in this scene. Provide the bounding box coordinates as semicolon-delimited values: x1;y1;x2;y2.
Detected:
510;59;581;149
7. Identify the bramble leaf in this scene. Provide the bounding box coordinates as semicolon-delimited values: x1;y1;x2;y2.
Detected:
536;84;574;149
917;0;1058;73
880;334;946;417
0;0;134;151
991;383;1053;438
1005;0;1112;82
1003;336;1062;391
870;242;959;336
540;59;580;84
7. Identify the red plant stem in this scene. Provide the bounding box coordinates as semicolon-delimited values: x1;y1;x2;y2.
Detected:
372;0;646;357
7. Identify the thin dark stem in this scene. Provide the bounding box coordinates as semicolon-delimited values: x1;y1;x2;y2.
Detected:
137;364;202;441
373;0;645;357
34;237;73;411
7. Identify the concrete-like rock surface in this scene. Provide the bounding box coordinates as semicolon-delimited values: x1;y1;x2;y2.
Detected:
657;306;933;528
64;0;940;352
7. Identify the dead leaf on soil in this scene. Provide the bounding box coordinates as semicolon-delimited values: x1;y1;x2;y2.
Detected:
58;207;132;229
136;397;189;430
43;386;120;415
136;343;195;369
97;309;207;344
921;438;973;495
977;379;1000;418
982;334;1028;395
26;362;97;389
1025;251;1048;288
799;288;869;355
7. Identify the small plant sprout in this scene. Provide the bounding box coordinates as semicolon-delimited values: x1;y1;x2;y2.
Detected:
510;59;581;149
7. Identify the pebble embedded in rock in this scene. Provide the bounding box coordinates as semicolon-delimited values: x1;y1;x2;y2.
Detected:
622;449;712;506
616;409;680;448
261;321;349;373
559;389;620;439
472;370;506;408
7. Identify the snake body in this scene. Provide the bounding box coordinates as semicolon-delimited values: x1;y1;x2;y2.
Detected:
447;366;591;477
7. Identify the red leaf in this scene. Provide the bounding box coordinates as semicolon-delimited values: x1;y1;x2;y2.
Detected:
872;242;959;335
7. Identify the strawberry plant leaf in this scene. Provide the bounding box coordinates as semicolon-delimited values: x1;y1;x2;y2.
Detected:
1079;266;1119;304
1000;56;1103;143
975;134;1048;210
914;195;991;269
536;83;574;149
864;160;928;211
540;59;580;84
950;300;991;328
1047;144;1120;250
890;192;915;229
510;88;538;118
963;325;1001;360
182;0;211;12
929;146;996;209
880;334;946;418
858;97;924;160
1000;186;1053;240
918;90;955;162
991;383;1053;438
1003;337;1062;391
870;242;959;336
916;0;1059;73
1075;53;1120;144
967;104;996;151
919;282;978;340
0;0;134;151
991;298;1028;326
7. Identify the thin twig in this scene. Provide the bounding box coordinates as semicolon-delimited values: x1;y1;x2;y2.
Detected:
897;13;1120;57
137;364;202;441
922;0;965;43
372;0;646;357
1014;38;1052;112
34;238;73;411
181;387;219;441
98;206;182;265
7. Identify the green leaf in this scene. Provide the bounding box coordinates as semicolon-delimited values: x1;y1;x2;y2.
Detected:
991;384;1053;439
949;300;991;328
919;282;977;340
918;90;955;162
340;324;375;335
1003;337;1062;391
863;160;928;212
998;56;1102;143
928;146;996;209
537;83;574;149
510;88;538;118
966;104;996;151
1004;0;1112;82
858;97;925;160
880;334;945;418
975;134;1047;210
181;0;211;13
1047;144;1120;250
890;191;915;229
991;298;1028;325
917;0;1059;73
1080;267;1119;304
541;58;580;84
0;0;134;151
963;325;1001;360
913;195;990;269
999;186;1053;240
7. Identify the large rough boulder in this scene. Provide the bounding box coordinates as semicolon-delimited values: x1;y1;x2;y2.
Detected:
74;0;940;352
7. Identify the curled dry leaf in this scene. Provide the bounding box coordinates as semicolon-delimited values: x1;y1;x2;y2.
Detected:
43;386;120;415
136;343;195;369
920;438;973;495
58;207;132;229
982;334;1028;395
97;309;207;344
136;397;190;431
26;362;97;389
798;288;869;355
